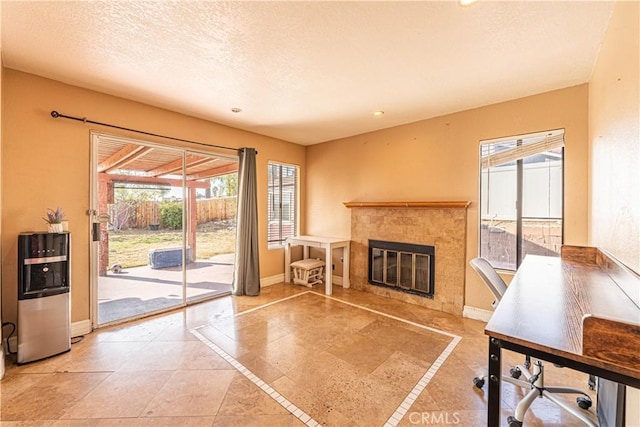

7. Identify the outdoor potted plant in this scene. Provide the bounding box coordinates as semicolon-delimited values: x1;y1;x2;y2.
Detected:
43;207;66;233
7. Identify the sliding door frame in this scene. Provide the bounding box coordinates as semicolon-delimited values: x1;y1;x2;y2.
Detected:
89;131;238;329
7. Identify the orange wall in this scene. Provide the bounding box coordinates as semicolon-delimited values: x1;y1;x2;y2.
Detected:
1;69;305;326
306;85;590;310
589;1;639;274
587;4;640;419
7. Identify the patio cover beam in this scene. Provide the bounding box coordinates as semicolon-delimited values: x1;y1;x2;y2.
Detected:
187;163;238;181
98;173;209;189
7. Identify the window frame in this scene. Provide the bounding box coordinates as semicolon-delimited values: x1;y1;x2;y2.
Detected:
478;129;565;271
267;161;299;249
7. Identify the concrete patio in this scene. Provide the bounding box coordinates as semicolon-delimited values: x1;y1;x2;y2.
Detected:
97;253;234;324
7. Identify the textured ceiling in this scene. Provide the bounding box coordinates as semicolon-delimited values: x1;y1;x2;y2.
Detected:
1;1;614;145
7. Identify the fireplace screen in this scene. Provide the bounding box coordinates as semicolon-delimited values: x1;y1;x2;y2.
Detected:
369;240;435;298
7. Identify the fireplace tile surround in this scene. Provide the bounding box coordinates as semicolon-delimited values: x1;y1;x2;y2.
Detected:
344;201;470;315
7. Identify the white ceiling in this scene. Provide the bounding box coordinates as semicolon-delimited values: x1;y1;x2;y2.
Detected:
1;1;614;145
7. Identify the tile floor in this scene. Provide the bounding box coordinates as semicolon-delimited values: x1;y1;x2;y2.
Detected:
1;284;599;426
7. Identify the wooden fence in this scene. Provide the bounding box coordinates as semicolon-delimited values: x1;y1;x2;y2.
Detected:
109;197;237;230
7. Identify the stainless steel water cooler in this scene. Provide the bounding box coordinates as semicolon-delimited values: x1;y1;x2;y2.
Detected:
18;232;71;364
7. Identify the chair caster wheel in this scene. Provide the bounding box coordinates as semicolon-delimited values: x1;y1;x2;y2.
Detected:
577;396;592;410
510;367;522;379
507;416;523;427
472;376;485;389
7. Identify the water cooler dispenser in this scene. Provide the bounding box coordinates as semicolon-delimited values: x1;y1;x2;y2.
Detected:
18;232;71;364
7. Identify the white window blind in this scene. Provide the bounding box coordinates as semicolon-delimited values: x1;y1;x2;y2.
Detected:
267;162;298;246
481;130;565;168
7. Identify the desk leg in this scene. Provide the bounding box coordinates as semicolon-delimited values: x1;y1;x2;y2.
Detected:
342;244;350;288
284;242;291;283
488;337;502;427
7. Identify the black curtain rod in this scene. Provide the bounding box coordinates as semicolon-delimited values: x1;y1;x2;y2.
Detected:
50;110;244;154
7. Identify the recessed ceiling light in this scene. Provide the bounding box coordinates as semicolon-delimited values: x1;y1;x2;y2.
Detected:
373;110;384;116
231;107;242;113
459;0;478;6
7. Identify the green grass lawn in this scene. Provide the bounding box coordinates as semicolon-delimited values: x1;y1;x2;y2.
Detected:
108;220;236;268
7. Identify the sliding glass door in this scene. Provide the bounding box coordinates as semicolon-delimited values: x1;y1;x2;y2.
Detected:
91;134;237;327
184;151;238;303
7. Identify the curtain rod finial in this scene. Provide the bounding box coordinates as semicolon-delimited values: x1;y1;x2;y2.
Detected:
51;111;60;118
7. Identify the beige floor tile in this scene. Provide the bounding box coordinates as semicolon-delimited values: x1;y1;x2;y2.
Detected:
402;388;441;412
0;421;57;427
212;414;295;427
143;369;236;417
217;373;288;416
281;349;361;394
0;372;49;404
1;372;110;421
118;341;198;371
370;349;431;390
2;285;601;427
6;352;70;375
234;352;285;384
397;407;510;427
255;333;318;375
52;416;215;426
325;332;396;373
177;341;233;370
425;354;494;411
196;326;253;359
217;318;295;350
397;330;452;362
60;371;173;419
326;372;407;426
61;340;149;372
153;322;203;342
270;375;354;427
95;316;176;342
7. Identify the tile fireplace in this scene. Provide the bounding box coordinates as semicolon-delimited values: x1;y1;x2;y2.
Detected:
345;201;470;315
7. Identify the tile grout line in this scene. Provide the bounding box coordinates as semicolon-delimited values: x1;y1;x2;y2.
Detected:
192;289;463;427
383;335;463;427
189;327;322;427
196;291;312;326
233;291;312;318
317;291;461;339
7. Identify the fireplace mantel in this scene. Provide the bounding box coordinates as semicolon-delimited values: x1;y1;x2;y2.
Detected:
343;201;470;209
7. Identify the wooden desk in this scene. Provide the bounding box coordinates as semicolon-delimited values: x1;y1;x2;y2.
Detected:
284;236;350;295
485;247;640;426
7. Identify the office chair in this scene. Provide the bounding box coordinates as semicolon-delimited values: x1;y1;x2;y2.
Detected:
470;257;597;427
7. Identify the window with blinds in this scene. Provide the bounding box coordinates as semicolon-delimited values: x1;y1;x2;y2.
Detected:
267;162;298;247
479;129;565;270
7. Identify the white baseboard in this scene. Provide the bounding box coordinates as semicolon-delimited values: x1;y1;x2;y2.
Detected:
332;276;343;286
1;345;4;379
72;319;92;337
261;274;285;287
463;305;493;322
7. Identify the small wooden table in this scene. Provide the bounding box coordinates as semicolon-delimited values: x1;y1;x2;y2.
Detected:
484;246;640;426
284;235;350;295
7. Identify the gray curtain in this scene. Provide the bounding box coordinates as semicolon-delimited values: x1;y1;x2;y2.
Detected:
232;148;261;296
